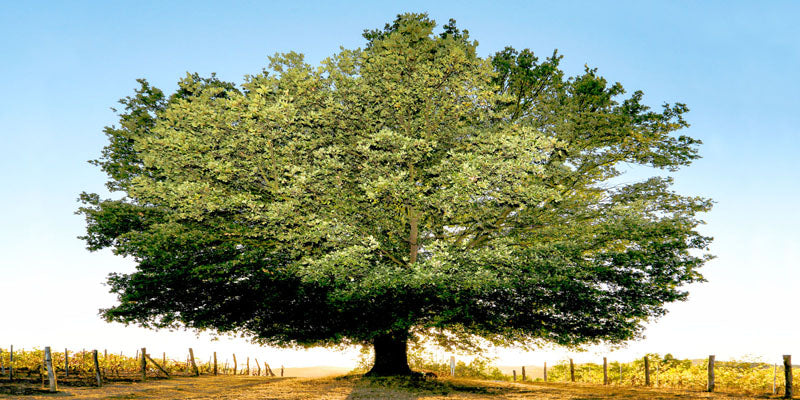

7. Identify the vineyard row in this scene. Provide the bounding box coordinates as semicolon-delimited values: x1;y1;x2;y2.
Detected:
0;345;283;393
413;352;799;398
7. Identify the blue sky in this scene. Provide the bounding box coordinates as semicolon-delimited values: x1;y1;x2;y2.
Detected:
1;1;799;366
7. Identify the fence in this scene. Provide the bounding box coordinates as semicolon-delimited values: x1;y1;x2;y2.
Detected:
502;353;797;398
5;345;797;398
0;345;281;393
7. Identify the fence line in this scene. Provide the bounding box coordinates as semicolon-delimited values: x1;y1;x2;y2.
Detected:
501;353;798;397
0;344;283;393
3;345;797;397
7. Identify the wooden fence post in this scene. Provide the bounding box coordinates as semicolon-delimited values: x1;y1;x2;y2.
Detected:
603;357;608;385
774;364;778;395
9;345;13;382
39;351;45;385
140;347;147;381
784;355;792;399
655;364;659;387
707;355;715;392
644;356;650;386
280;365;284;377
513;370;516;381
569;358;575;382
93;350;102;387
233;354;237;375
255;358;261;376
44;347;57;392
246;357;250;376
213;352;218;375
521;366;526;381
189;348;199;376
144;353;171;378
64;348;69;378
543;362;547;382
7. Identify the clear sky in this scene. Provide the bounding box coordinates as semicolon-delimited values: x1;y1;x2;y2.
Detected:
1;1;799;368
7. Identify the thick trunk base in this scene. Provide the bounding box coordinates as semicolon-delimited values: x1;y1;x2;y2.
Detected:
364;332;412;377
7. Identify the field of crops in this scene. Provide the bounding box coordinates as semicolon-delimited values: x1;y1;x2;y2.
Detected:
394;351;798;397
2;347;798;397
0;346;275;391
541;354;798;396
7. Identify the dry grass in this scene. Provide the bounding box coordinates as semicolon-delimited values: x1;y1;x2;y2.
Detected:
0;374;787;399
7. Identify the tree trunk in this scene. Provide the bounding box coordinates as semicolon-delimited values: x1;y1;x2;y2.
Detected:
365;332;412;376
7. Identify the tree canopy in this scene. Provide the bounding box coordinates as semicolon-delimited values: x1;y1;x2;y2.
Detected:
79;13;712;376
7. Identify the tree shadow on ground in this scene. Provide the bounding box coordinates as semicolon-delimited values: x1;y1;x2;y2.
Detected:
340;376;775;400
341;375;514;400
513;381;774;399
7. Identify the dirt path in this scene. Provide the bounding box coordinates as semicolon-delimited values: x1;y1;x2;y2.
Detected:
0;375;775;399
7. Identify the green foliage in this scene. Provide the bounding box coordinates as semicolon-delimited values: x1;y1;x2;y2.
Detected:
78;13;712;354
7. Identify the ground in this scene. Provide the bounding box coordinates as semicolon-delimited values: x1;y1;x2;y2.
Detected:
0;375;784;399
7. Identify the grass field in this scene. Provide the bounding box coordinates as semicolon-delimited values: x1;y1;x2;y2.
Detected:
0;374;786;399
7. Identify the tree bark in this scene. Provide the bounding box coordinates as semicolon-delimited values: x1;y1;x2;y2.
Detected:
409;212;419;264
365;332;412;376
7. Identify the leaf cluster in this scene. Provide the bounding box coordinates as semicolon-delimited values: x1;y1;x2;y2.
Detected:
78;13;712;350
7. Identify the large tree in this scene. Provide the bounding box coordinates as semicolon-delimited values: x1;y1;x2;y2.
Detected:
79;14;712;376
